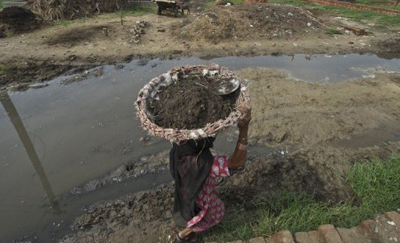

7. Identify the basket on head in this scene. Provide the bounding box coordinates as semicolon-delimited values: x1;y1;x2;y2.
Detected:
135;64;250;143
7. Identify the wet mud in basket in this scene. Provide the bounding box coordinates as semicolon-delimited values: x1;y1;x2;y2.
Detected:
148;74;240;130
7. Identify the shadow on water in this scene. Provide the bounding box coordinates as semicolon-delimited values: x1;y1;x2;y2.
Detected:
0;54;400;242
0;91;62;215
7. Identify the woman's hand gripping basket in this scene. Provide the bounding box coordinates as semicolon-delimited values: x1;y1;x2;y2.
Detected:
135;64;250;143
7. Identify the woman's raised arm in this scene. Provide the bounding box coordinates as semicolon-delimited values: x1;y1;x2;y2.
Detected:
228;104;251;169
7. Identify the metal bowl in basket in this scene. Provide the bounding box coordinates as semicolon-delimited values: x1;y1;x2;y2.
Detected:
135;64;250;143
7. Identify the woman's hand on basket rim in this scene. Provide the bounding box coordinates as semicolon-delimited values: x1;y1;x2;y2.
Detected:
237;103;251;128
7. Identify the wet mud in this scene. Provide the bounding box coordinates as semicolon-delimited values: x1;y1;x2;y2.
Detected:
60;142;400;243
0;60;96;90
149;73;239;129
70;151;170;196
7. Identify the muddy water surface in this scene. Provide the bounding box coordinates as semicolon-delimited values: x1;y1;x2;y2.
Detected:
1;54;400;242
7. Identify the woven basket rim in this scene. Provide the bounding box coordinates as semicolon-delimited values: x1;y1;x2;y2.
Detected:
135;64;250;143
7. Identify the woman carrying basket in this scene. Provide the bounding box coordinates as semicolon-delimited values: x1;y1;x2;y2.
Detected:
170;104;251;242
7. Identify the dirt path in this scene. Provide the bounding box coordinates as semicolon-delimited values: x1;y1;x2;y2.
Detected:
1;4;399;88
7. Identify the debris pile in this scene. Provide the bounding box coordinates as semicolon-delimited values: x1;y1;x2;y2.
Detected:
26;0;136;21
129;21;150;44
173;4;323;42
0;6;42;37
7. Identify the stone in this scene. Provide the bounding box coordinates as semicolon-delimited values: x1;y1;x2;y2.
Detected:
265;237;274;243
336;227;371;243
359;219;378;239
248;237;266;243
270;230;295;243
373;214;400;243
318;225;344;243
227;241;244;243
295;230;323;243
385;211;400;227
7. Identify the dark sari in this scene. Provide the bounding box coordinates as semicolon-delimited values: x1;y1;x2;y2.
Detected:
169;138;215;227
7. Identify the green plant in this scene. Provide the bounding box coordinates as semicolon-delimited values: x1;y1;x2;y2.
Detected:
325;28;344;35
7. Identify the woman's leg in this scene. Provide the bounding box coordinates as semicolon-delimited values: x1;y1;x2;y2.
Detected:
178;227;193;239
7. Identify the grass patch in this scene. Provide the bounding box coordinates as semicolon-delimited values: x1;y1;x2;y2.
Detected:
0;65;9;74
271;0;400;26
119;4;155;17
204;154;400;242
356;0;399;10
325;27;344;35
0;0;3;10
230;0;245;4
270;0;316;7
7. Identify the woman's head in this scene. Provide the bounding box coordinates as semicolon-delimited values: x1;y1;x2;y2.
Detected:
173;137;216;156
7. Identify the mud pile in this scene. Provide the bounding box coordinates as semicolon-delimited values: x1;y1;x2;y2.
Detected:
149;74;239;129
60;185;175;243
0;6;42;36
173;4;323;42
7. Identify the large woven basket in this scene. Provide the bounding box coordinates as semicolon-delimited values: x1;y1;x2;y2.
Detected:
135;64;250;143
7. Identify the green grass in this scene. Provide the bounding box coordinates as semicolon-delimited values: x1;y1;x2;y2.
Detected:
0;65;8;74
325;27;344;35
271;0;400;26
0;0;3;10
204;154;400;242
230;0;245;4
356;0;399;10
118;4;156;17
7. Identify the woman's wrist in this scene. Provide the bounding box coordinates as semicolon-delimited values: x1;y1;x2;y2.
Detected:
237;142;247;150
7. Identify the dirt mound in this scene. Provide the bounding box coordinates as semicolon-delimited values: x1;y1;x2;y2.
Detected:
172;4;323;42
0;6;42;36
149;74;239;129
375;37;400;54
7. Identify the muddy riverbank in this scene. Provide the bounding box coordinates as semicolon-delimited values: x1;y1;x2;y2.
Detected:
58;70;400;242
59;144;400;243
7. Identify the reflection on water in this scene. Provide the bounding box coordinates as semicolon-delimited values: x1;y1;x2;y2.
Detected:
0;91;62;215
